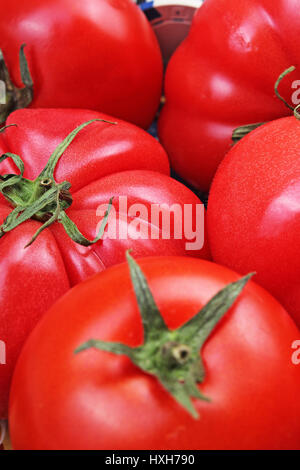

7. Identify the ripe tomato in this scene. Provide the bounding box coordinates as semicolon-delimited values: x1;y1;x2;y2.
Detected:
158;0;300;191
208;114;300;327
0;0;162;128
9;256;300;450
0;108;209;418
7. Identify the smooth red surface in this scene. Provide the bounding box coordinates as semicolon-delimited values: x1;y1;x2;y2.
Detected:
0;108;209;418
0;0;163;128
208;116;300;327
9;257;300;450
158;0;300;191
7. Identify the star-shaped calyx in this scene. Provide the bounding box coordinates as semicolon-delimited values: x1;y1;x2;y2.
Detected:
76;252;253;418
0;119;115;247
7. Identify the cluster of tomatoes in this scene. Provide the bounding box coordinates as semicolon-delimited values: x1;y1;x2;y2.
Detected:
0;0;299;451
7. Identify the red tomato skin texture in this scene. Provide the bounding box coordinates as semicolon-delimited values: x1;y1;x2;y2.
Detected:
0;0;163;128
9;257;300;450
0;108;209;418
208;116;300;327
0;210;70;419
158;0;300;191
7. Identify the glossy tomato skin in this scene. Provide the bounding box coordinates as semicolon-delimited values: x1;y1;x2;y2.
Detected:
9;257;300;450
0;0;162;128
0;108;209;418
158;0;300;191
208;116;300;327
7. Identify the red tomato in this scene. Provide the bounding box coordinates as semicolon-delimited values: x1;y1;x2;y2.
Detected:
158;0;300;191
208;115;300;327
0;108;209;418
9;256;300;450
0;0;162;128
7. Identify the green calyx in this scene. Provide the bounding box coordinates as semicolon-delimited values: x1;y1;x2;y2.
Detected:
0;119;116;247
232;65;299;143
274;65;296;113
0;45;33;123
76;252;254;419
232;122;267;143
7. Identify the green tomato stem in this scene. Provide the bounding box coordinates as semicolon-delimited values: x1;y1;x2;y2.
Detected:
232;65;299;143
0;119;116;247
76;252;254;419
0;45;33;123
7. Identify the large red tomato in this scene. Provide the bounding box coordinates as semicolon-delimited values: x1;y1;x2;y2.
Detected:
208;114;300;328
9;255;300;450
0;108;209;418
0;0;162;128
158;0;300;191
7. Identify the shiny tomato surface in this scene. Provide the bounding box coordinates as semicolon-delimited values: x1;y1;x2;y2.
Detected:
208;116;300;327
158;0;300;191
9;257;300;450
0;108;209;418
0;0;163;128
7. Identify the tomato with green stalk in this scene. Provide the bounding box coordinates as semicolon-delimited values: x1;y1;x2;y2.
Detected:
158;0;300;191
208;67;300;327
9;254;300;450
0;108;209;418
0;0;163;128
